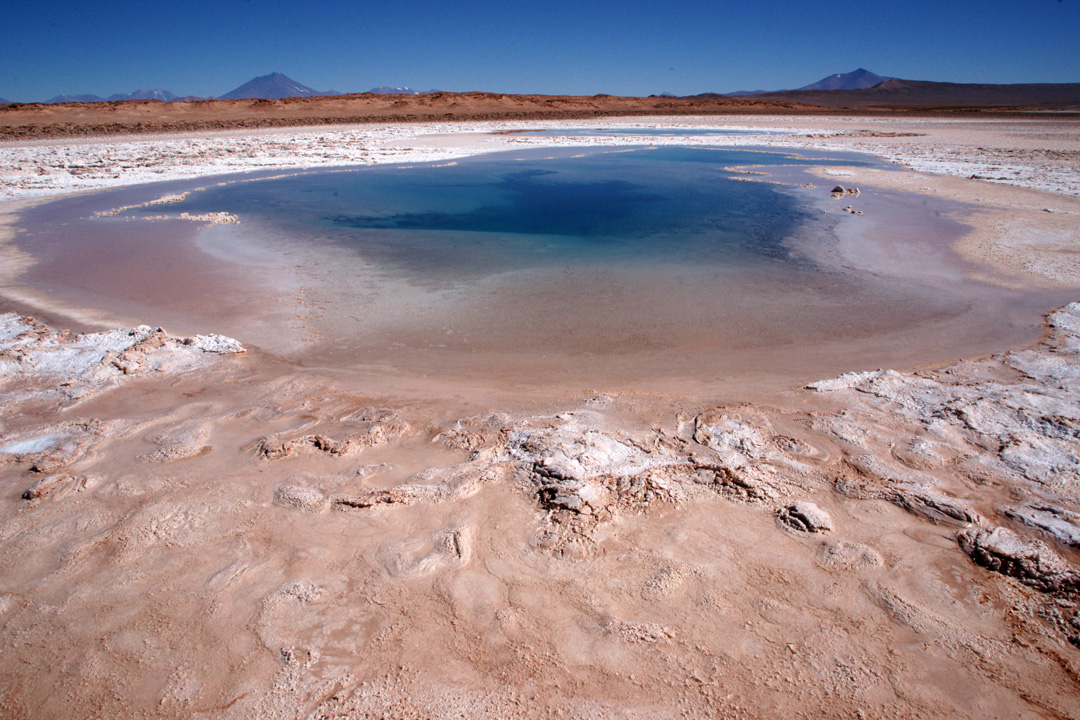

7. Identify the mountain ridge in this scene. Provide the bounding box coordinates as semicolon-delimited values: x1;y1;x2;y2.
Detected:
217;72;342;100
722;68;893;97
107;89;179;102
367;86;421;95
45;94;106;104
740;78;1080;108
798;68;892;92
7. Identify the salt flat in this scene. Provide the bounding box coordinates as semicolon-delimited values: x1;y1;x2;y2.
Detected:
2;115;1078;197
1;116;1079;719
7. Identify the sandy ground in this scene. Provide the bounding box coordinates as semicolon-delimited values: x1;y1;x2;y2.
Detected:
0;92;825;141
2;117;1080;719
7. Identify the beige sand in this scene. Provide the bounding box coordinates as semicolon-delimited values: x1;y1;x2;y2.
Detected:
1;117;1080;719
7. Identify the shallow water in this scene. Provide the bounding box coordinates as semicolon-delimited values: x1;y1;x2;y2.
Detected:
9;145;1070;395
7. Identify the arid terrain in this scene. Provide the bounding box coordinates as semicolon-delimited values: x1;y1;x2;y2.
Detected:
2;83;1079;141
0;93;821;140
2;111;1080;719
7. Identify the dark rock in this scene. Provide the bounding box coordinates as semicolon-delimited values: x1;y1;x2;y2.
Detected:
958;526;1080;595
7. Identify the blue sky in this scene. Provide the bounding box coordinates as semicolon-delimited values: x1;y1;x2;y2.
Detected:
1;0;1078;101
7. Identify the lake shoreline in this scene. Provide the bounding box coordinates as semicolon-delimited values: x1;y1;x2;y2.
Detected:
2;116;1080;718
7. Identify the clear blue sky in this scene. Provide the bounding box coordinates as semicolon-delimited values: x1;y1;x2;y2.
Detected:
1;0;1078;101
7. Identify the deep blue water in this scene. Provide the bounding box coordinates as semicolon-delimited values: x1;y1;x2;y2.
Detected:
170;146;879;281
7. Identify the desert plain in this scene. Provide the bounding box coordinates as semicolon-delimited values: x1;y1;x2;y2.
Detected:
1;106;1080;719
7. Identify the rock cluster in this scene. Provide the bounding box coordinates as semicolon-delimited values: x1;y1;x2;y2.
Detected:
958;526;1080;644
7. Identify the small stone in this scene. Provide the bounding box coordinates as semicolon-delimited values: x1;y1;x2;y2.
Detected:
778;501;833;532
22;474;86;500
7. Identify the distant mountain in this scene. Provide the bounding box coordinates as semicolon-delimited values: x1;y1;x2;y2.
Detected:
722;69;892;97
45;94;106;104
724;89;769;97
368;86;421;95
0;96;9;104
218;72;342;100
736;79;1080;109
107;89;179;102
798;68;892;92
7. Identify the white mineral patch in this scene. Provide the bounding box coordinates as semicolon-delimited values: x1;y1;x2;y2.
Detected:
507;411;685;483
812;303;1080;497
0;313;244;406
0;434;68;454
2;116;1077;199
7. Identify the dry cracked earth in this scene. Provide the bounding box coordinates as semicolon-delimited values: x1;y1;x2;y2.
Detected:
3;306;1080;718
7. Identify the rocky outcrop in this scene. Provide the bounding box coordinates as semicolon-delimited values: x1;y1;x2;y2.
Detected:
838;454;983;525
810;304;1080;496
958;526;1080;645
958;527;1080;595
806;303;1080;645
690;408;817;502
434;413;512;453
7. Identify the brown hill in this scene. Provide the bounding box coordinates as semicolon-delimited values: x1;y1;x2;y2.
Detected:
0;92;812;140
2;84;1078;141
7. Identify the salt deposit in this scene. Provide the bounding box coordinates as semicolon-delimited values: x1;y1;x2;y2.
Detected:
2;116;1078;199
1;116;1080;718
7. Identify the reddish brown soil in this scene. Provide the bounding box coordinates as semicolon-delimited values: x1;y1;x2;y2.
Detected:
4;89;1077;141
